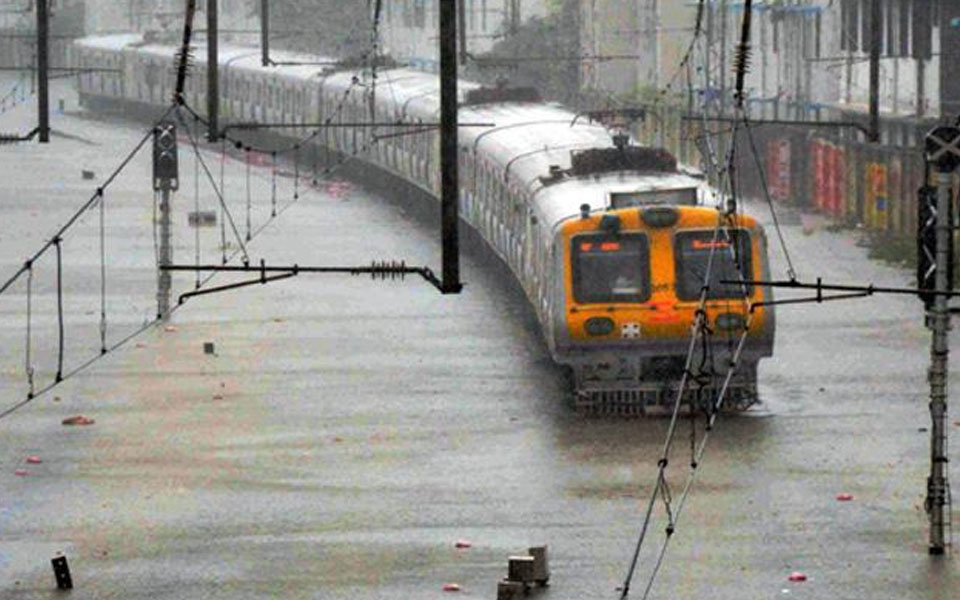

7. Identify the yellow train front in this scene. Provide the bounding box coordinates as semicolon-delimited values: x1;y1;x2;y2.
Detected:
551;204;775;415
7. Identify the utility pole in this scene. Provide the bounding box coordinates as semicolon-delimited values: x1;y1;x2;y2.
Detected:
439;0;461;294
922;124;960;555
457;0;467;63
704;0;712;114
917;58;925;118
651;0;659;90
868;0;880;142
207;0;218;142
261;0;269;66
718;0;727;118
760;9;768;119
914;0;931;119
36;0;49;143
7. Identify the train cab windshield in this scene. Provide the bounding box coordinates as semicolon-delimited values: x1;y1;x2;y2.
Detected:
572;234;650;303
674;229;752;300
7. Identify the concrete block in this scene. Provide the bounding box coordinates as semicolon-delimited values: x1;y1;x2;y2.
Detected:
528;545;549;585
497;579;525;600
507;555;535;583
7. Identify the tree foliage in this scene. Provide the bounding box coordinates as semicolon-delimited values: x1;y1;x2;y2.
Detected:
256;0;373;59
462;0;580;106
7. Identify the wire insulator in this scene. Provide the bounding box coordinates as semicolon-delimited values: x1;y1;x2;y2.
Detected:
733;0;754;110
733;44;752;105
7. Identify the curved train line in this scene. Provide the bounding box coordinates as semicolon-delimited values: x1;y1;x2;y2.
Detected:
70;33;775;414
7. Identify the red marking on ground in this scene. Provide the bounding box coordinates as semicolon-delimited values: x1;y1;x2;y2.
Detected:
61;415;95;426
247;153;271;167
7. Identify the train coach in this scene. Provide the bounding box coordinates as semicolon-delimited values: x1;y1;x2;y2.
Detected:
70;33;775;414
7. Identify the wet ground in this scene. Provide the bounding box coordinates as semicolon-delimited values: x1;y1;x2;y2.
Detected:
0;77;957;599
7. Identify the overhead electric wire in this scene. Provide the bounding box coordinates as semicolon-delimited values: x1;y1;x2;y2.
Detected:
176;106;250;263
620;4;764;596
741;112;798;280
2;0;396;424
0;103;177;298
98;187;107;353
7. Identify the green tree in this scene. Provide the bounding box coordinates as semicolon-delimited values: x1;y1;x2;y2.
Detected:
462;0;580;106
256;0;374;59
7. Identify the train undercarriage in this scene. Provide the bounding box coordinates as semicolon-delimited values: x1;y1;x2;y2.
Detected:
569;355;760;417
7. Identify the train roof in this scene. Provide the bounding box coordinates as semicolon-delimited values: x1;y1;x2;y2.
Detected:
535;172;711;229
75;33;337;80
73;33;144;51
75;33;713;232
277;63;711;229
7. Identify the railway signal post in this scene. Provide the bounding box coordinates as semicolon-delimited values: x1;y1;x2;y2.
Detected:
922;124;960;555
153;121;180;319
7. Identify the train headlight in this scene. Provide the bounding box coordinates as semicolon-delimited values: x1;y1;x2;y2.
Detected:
715;312;746;331
584;317;615;336
641;207;678;228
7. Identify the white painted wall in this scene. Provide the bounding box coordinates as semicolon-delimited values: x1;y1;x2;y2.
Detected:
85;0;257;41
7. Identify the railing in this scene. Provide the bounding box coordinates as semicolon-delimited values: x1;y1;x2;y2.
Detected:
633;102;956;242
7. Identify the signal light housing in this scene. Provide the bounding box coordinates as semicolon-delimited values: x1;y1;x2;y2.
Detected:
153;121;179;191
917;185;953;309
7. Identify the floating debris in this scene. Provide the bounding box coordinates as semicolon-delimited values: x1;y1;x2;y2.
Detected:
61;415;95;426
442;583;461;592
836;493;854;502
454;540;472;549
787;572;807;582
25;456;42;464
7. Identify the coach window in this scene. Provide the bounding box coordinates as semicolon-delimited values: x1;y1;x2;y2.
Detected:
674;229;752;301
571;234;650;304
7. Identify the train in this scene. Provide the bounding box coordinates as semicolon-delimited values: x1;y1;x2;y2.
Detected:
70;32;775;414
